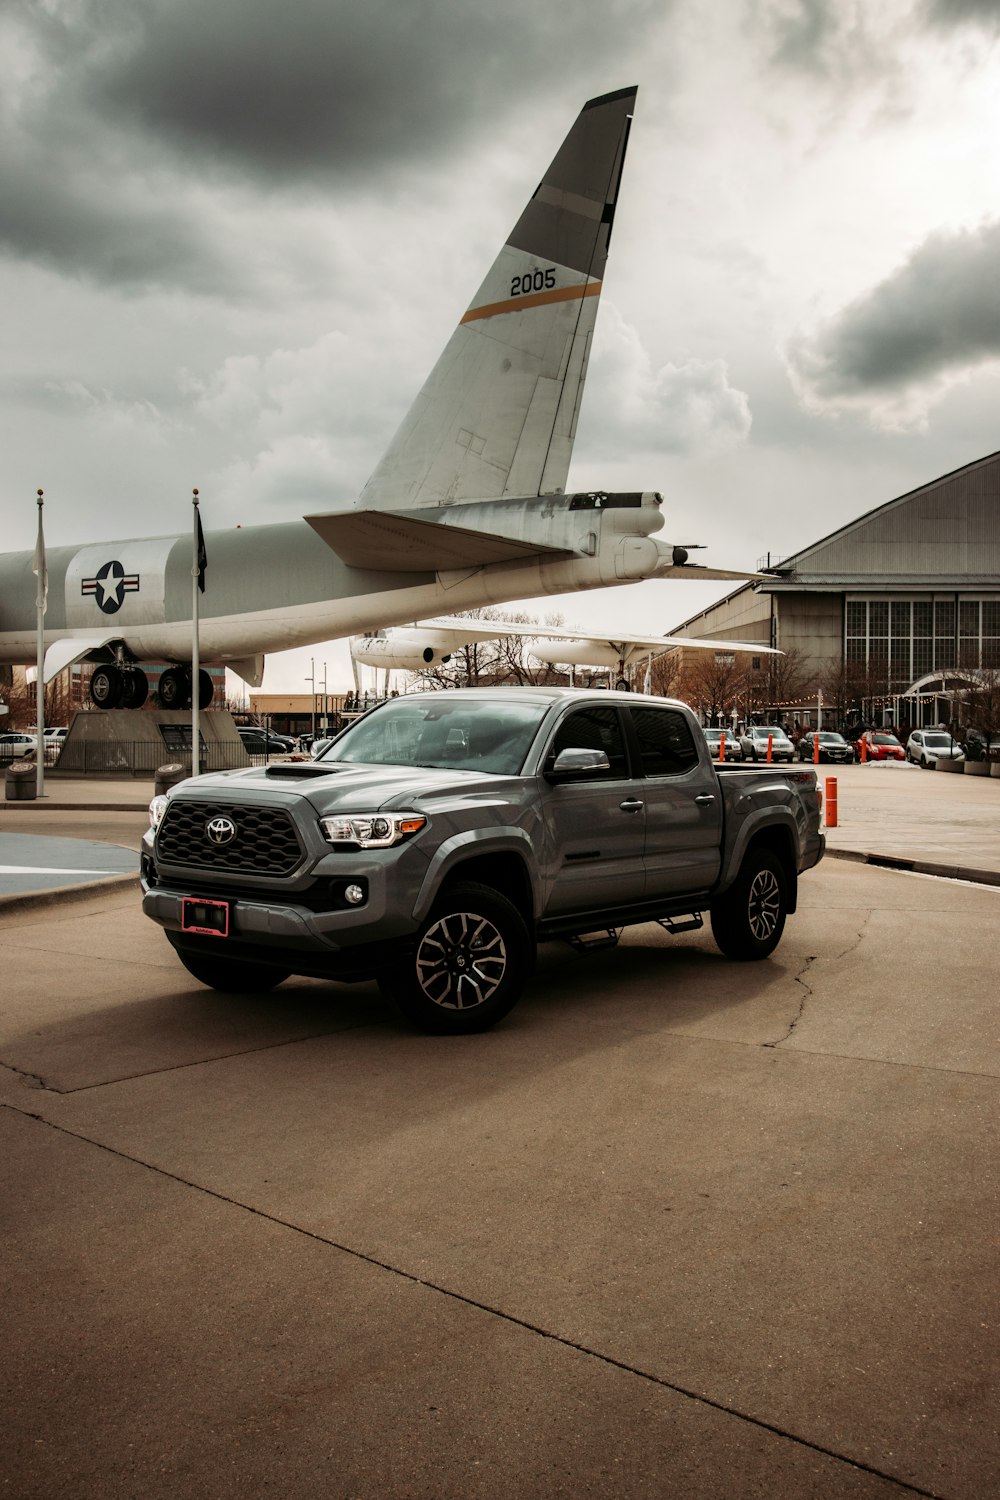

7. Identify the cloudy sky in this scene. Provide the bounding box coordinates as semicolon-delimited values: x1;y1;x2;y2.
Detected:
5;0;1000;693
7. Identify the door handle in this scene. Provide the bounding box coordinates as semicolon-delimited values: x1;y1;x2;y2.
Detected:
619;799;644;812
694;794;716;805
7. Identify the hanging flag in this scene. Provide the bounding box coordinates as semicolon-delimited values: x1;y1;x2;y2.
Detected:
196;505;207;593
32;489;48;614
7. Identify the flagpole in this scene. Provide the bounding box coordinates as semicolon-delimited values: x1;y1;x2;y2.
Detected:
192;489;201;778
33;489;47;799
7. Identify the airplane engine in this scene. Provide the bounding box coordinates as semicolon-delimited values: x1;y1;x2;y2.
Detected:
350;634;454;670
528;639;623;670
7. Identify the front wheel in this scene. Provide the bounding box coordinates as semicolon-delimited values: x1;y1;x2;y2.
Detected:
172;945;291;992
710;849;788;960
379;881;532;1034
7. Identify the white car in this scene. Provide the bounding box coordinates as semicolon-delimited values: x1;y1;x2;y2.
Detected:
0;732;39;762
906;729;965;769
739;725;796;762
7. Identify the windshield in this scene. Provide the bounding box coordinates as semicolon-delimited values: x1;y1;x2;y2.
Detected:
873;734;901;746
818;733;844;742
319;696;549;774
752;726;785;737
923;734;951;746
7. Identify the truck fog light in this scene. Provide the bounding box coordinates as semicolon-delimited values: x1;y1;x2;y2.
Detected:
344;884;365;905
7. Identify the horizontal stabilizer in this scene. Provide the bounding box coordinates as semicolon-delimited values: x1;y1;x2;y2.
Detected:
305;509;569;572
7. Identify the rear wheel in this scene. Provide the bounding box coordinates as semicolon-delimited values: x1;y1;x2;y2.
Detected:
172;946;290;992
710;849;788;960
379;881;531;1034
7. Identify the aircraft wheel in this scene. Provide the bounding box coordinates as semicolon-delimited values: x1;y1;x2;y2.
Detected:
90;665;123;708
120;670;149;709
159;667;191;709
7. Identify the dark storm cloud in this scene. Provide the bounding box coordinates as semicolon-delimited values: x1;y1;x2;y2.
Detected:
22;0;659;183
923;0;1000;30
788;219;1000;399
0;0;660;292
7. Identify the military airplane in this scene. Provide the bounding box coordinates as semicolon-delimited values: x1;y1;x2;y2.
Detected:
0;85;758;712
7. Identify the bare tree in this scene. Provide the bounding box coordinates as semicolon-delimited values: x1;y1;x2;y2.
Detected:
676;652;747;724
962;667;1000;759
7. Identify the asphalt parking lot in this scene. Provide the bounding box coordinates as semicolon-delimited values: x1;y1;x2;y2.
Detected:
1;769;998;1498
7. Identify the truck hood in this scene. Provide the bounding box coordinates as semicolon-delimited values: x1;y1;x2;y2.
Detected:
178;761;514;813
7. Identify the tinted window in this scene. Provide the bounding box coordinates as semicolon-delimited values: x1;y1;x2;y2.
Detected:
630;707;699;777
549;706;627;779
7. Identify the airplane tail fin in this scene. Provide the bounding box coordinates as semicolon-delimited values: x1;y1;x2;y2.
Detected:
358;86;636;512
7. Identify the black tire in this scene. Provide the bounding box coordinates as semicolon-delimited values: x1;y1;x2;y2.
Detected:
159;667;191;709
198;669;214;709
710;849;788;961
120;669;149;709
173;946;291;992
920;755;928;769
379;880;531;1034
90;665;122;708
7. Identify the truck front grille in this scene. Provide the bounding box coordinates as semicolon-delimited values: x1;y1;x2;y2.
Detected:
156;800;304;876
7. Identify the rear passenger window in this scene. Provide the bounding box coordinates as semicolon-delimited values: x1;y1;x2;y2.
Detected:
548;707;628;779
630;707;699;777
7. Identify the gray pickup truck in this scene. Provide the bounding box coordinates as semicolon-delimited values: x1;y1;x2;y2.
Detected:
142;688;824;1033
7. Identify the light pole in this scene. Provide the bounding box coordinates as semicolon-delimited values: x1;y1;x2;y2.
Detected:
306;658;316;740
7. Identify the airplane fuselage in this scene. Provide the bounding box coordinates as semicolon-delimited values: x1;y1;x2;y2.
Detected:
0;493;671;677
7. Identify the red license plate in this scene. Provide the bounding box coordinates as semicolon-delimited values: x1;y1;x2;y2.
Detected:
182;897;230;937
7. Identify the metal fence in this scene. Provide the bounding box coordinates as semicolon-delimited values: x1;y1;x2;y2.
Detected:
49;739;253;777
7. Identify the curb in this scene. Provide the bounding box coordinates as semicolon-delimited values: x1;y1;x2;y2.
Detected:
825;845;1000;889
2;803;149;813
0;873;140;915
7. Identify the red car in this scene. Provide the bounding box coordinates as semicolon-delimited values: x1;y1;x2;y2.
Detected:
856;731;905;761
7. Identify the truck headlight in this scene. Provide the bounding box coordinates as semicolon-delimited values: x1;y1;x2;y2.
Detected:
319;812;426;849
149;794;169;830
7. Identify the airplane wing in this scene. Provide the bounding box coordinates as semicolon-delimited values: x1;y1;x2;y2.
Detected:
412;616;779;662
356;87;637;510
305;509;569;571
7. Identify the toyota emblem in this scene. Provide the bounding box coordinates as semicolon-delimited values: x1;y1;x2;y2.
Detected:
205;815;237;847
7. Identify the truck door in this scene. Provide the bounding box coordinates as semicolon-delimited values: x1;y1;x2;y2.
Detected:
627;705;723;897
539;704;646;915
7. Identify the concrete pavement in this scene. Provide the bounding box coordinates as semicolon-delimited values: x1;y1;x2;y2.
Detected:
2;859;998;1498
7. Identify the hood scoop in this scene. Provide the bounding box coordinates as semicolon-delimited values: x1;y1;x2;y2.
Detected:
264;762;344;779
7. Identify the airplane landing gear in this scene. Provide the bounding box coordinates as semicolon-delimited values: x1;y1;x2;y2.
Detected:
89;664;150;709
158;667;214;710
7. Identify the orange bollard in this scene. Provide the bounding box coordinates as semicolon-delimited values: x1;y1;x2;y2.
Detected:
825;776;838;827
813;734;820;764
719;731;726;764
859;736;867;764
766;734;773;762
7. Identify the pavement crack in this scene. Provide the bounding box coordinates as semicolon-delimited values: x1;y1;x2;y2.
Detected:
0;1059;48;1091
763;955;816;1049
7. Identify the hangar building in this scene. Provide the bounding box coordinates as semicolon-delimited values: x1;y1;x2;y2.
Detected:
668;450;1000;723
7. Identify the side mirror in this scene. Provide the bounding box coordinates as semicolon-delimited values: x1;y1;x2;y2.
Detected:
545;746;611;780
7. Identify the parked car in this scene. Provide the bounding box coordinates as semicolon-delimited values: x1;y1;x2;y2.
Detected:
796;731;854;764
738;724;795;762
237;727;297;756
0;731;39;762
905;729;965;769
702;726;742;761
856;731;905;762
43;726;70;741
